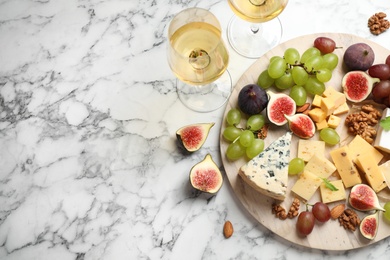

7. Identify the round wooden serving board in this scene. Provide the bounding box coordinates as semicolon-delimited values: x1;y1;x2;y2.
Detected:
220;33;390;250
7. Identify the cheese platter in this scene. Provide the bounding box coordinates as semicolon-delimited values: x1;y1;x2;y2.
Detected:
220;33;390;250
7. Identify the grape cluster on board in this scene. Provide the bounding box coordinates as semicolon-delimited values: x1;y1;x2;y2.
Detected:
223;108;266;160
258;37;338;105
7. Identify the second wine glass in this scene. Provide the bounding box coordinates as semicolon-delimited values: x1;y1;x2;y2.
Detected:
227;0;289;59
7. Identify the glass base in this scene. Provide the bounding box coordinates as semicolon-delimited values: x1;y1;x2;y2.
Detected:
177;70;232;113
227;16;283;59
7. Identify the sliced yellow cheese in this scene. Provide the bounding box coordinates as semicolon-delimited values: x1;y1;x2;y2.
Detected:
304;154;336;179
297;139;325;162
379;160;390;189
308;108;326;123
332;102;349;115
327;115;341;129
320;97;336;116
329;146;362;188
291;170;323;201
356;154;387;193
312;95;322;107
316;119;328;130
348;135;384;165
322;86;346;108
320;180;346;203
374;108;390;154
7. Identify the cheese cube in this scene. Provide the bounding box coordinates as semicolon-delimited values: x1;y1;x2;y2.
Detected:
374;108;390;153
291;170;323;201
330;146;362;188
316;119;328;130
332;102;349;115
379;160;390;189
327;115;341;129
348;135;384;165
320;180;346;203
309;108;326;123
312;95;323;107
356;154;387;193
297;139;326;162
304;154;336;179
321;97;336;116
322;86;346;108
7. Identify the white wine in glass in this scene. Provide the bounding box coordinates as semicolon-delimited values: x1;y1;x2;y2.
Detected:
227;0;289;58
167;8;232;112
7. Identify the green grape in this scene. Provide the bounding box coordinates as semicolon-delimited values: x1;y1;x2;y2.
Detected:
284;48;300;65
246;138;265;159
288;157;305;175
239;130;255;147
269;56;282;63
226;108;241;125
275;71;295;90
305;55;324;72
304;77;325;95
268;57;287;79
257;69;275;89
291;66;309;85
246;114;265;131
319;127;340;145
384;202;390;222
289;85;307;106
223;126;242;142
322;53;339;70
226;142;245;160
316;68;332;83
300;47;321;64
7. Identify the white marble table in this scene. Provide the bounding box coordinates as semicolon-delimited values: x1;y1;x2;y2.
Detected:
0;0;390;259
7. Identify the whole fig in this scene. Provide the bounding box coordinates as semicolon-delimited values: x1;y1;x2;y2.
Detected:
343;43;375;71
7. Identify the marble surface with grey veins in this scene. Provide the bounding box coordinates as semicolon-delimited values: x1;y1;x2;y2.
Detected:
0;0;390;259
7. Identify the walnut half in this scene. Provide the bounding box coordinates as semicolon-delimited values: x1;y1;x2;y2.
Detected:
368;12;390;35
338;208;361;231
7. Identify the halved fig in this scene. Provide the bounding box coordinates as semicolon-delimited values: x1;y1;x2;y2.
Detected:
176;123;214;152
266;91;296;126
190;154;223;193
342;71;380;102
284;114;315;139
349;184;385;212
360;212;379;240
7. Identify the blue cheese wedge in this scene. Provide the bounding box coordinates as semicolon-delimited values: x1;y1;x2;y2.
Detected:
239;132;292;201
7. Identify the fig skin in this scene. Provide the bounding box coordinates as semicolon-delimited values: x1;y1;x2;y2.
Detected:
176;123;214;153
238;84;269;115
343;43;375;71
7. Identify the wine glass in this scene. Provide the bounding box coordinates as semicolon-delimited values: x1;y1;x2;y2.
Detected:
167;8;232;112
227;0;289;58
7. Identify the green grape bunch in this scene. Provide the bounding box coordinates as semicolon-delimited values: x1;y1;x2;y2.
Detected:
223;108;266;161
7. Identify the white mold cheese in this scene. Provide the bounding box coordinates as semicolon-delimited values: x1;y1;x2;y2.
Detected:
239;131;292;201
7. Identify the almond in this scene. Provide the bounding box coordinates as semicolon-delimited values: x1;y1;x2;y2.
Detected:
296;103;310;113
330;204;346;219
223;221;233;238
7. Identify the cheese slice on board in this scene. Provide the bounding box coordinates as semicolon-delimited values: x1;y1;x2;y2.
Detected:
239;132;292;201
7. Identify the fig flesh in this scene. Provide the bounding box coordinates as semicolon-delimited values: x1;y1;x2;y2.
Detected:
238;84;269;115
189;154;223;194
266;91;296;126
176;123;214;152
343;43;375;71
360;212;379;240
349;184;385;212
342;71;380;102
284;114;315;139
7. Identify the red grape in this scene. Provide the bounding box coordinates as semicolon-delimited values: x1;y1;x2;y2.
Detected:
312;202;331;222
314;37;336;54
372;80;390;99
368;64;390;80
386;54;390;67
296;211;315;236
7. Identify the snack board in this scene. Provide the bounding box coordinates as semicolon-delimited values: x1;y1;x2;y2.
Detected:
220;33;390;250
